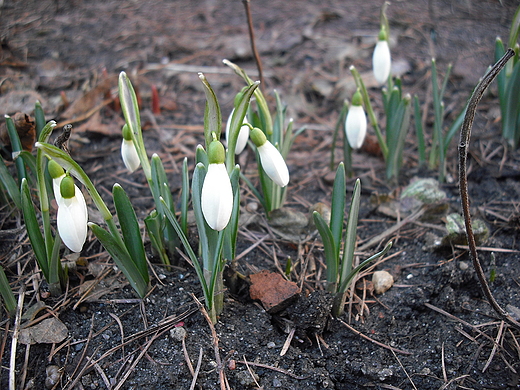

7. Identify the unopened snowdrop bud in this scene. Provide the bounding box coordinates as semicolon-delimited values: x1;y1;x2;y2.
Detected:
121;124;140;173
372;28;391;85
345;90;367;149
48;159;66;204
225;108;250;154
201;140;233;231
57;175;88;252
250;128;289;187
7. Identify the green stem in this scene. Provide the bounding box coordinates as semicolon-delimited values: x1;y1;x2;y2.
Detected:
350;66;389;159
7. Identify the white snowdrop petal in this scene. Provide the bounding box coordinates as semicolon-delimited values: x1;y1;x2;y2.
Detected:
226;109;250;155
121;139;140;173
345;105;367;150
57;195;88;253
372;40;391;85
52;174;66;204
201;163;234;231
258;141;289;187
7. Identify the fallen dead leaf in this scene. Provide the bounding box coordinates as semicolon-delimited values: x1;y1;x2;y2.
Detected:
19;317;68;345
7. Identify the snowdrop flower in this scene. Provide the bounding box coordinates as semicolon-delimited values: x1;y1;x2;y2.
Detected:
121;124;140;173
57;175;88;253
372;28;391;85
345;90;367;149
201;140;233;231
48;160;87;223
250;128;289;187
225;108;250;154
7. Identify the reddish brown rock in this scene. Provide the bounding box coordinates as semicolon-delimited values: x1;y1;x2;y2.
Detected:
249;270;300;313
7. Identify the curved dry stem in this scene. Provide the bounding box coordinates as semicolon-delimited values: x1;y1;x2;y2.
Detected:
458;47;520;330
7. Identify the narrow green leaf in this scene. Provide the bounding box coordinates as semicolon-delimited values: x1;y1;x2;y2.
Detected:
329;162;345;260
222;59;273;136
199;73;222;147
331;101;349;170
239;171;267;211
223;165;241;262
338;178;361;293
5;115;26;182
113;184;149;284
34;101;46;140
160;198;210;302
144;211;169;265
0;158;21;209
495;38;507;121
181;157;189;235
386;96;412;180
225;81;259;169
313;211;338;291
18;151;37;179
21;178;48;278
414;95;426;166
48;233;63;296
443;103;468;153
337;241;392;294
89;223;149;298
502;60;520;146
195;144;208;167
508;5;520;51
0;266;16;315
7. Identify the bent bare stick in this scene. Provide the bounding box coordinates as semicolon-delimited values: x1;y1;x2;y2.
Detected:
458;47;520;330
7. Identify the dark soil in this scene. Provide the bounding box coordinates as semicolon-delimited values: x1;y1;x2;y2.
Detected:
2;0;520;389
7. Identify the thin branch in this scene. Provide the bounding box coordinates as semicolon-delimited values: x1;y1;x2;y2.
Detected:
458;47;520;330
242;0;264;90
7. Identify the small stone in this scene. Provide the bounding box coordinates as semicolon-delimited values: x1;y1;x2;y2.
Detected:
272;378;283;387
246;202;258;212
266;341;276;348
372;271;394;294
249;270;300;313
170;326;187;342
45;365;61;389
236;369;260;386
442;213;489;246
459;261;469;271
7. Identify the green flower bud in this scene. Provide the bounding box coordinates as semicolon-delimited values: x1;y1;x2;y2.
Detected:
122;123;133;141
249;127;267;148
48;159;65;179
60;176;76;199
378;27;387;42
207;140;226;164
352;89;363;107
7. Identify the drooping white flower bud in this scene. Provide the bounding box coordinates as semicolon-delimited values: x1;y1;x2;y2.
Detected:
201;140;233;231
345;90;367;149
226;108;250;155
372;28;391;85
121;124;140;173
57;175;88;252
250;128;289;187
48;159;66;204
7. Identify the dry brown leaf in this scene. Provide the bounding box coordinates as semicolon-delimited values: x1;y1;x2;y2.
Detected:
60;75;117;120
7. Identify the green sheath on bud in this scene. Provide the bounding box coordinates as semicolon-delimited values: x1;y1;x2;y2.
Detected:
122;124;133;141
207;140;226;164
234;86;249;108
250;128;267;147
60;176;76;199
352;89;363;106
378;27;387;41
48;159;65;179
